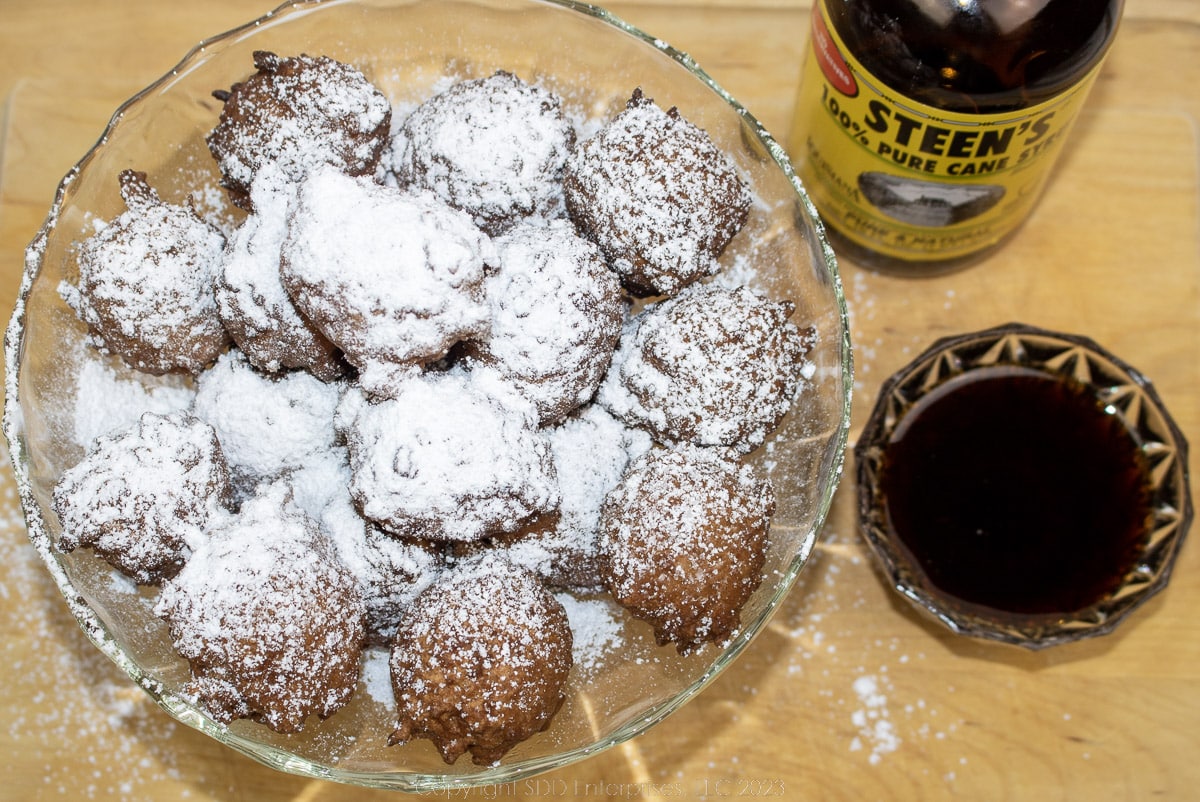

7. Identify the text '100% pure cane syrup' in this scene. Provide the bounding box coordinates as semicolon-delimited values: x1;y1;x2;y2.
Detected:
790;0;1124;274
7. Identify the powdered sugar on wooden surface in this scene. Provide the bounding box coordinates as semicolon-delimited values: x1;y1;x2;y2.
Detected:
0;441;986;797
0;451;198;798
5;485;971;788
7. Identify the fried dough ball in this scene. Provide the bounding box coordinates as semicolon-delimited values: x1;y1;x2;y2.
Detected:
281;166;494;397
68;170;229;375
392;71;575;234
335;372;558;543
563;89;751;297
389;554;573;765
598;284;815;454
155;482;365;733
52;411;231;585
461;404;651;590
469;219;624;425
213;170;345;381
598;445;775;653
206;51;391;208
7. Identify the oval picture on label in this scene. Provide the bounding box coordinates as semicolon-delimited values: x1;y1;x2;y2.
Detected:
858;172;1006;227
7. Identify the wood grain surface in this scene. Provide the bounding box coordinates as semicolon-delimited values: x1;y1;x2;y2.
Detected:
1;2;1197;800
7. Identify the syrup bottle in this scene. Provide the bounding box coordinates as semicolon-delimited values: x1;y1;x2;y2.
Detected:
790;0;1124;274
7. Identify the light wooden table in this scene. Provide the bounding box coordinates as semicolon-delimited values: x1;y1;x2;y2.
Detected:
1;1;1198;800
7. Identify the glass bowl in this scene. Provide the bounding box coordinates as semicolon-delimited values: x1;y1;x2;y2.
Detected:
2;0;851;791
855;322;1191;650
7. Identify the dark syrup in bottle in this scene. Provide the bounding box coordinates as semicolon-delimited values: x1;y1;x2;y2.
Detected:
791;0;1124;273
879;366;1153;616
826;0;1120;113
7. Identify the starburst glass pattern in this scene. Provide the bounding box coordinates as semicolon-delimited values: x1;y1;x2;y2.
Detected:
855;323;1191;649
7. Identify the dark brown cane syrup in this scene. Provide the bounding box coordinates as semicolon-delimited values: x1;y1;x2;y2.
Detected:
879;366;1154;616
825;0;1122;113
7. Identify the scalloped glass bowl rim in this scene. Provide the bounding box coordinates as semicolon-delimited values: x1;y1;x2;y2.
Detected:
2;0;852;791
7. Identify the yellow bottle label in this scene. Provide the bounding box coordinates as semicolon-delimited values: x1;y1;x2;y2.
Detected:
790;1;1102;262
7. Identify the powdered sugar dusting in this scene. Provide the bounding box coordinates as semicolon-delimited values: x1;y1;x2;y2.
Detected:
53;411;229;584
767;526;978;779
360;645;395;705
71;351;195;449
213;167;342;379
191;349;341;484
65;171;228;375
10;40;841;776
393;70;574;234
479;404;651;589
336;372;558;542
599;445;775;652
207;52;391;196
555;593;625;675
477;218;623;425
281;166;494;395
215;171;296;336
0;446;199;797
155;482;364;733
389;553;572;765
551;405;652;545
849;674;900;765
564;89;750;296
599;284;812;454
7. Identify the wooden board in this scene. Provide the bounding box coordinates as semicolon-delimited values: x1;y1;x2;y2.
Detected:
1;2;1197;800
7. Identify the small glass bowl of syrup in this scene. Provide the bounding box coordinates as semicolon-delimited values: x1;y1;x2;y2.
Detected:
855;323;1192;649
